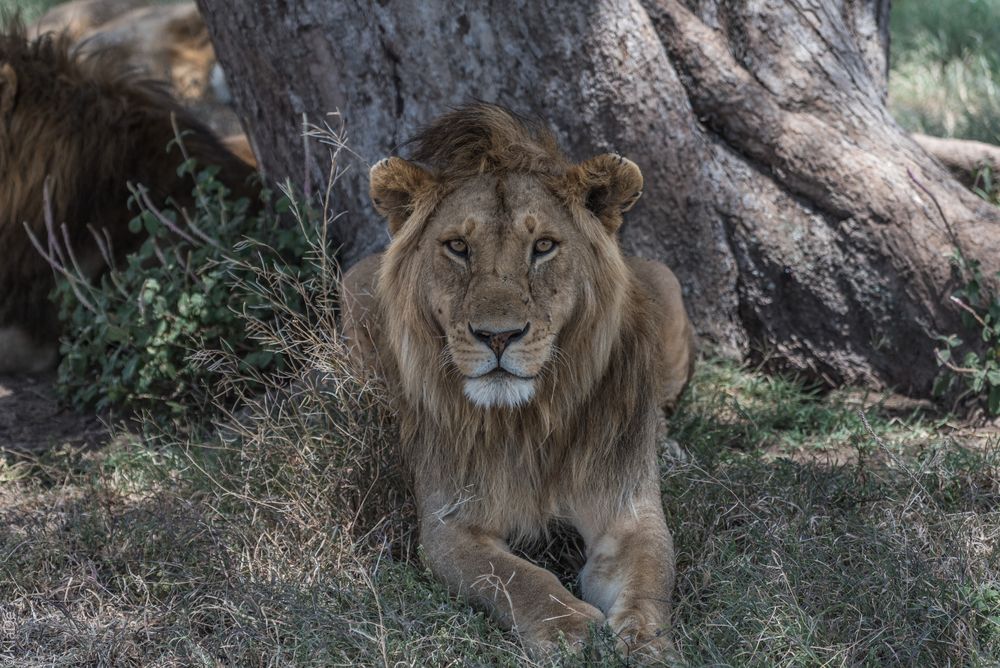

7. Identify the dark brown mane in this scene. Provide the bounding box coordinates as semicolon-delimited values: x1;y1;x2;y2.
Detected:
0;17;172;118
407;103;570;178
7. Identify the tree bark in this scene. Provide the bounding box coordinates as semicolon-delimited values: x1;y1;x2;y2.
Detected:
196;0;1000;397
912;133;1000;188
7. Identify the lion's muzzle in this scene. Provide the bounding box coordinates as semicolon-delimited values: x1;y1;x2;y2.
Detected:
468;322;530;360
460;320;540;408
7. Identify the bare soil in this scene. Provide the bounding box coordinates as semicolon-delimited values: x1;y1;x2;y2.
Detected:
0;373;106;453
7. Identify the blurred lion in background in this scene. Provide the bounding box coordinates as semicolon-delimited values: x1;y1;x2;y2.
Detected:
0;19;256;373
31;0;245;138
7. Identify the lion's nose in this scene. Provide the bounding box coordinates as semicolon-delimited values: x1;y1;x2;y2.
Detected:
469;322;530;359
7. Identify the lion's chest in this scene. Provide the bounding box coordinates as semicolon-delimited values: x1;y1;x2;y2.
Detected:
417;427;590;541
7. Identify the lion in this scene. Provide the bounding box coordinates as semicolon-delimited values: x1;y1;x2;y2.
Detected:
0;21;257;373
32;0;244;137
342;104;695;657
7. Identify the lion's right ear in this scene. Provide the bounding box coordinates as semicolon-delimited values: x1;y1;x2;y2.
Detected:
369;157;434;236
0;63;17;120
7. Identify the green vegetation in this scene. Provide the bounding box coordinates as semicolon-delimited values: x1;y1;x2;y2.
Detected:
51;156;320;418
5;0;182;24
935;245;1000;414
973;165;1000;205
890;0;1000;142
929;163;1000;415
5;0;65;24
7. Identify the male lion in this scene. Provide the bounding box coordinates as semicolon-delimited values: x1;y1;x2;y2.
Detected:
0;21;256;373
343;104;695;656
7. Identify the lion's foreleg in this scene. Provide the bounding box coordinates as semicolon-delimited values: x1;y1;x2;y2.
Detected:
419;513;604;654
577;495;675;655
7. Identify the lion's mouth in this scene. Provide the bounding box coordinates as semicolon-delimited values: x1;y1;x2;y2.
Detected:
463;369;538;408
468;368;537;381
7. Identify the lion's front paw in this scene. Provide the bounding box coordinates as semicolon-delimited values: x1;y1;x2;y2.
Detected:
609;610;676;660
523;600;606;657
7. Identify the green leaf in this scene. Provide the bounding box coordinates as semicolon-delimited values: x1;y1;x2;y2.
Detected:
989;386;1000;415
933;374;955;397
176;158;198;177
142;211;161;235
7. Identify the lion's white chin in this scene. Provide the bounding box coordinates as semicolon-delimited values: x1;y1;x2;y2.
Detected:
463;374;536;408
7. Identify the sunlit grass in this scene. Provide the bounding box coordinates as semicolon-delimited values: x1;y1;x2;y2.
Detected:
890;0;1000;143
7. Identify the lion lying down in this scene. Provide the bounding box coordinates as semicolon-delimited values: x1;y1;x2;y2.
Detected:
343;104;695;656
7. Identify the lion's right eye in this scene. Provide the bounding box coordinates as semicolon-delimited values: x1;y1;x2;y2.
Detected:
445;239;468;257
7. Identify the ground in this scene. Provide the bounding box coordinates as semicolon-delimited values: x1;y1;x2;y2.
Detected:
0;374;106;454
3;358;1000;666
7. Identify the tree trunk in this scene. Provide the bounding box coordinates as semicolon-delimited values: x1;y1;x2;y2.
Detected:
196;0;1000;397
912;133;1000;188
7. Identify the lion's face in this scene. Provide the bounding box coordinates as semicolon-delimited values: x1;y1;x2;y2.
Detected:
371;147;642;410
418;174;585;408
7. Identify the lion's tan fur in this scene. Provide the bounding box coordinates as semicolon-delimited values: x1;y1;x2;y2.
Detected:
0;20;255;371
344;104;694;655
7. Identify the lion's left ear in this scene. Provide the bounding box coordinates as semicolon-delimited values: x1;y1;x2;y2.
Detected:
0;63;17;120
571;153;643;233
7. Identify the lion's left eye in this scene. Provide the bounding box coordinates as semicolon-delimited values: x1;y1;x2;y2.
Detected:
533;238;557;256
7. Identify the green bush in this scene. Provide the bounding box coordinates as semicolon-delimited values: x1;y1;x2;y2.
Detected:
935;249;1000;414
933;166;1000;415
53;156;321;419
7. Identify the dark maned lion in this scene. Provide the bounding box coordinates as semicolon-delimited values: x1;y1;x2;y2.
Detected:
0;21;256;373
343;104;695;657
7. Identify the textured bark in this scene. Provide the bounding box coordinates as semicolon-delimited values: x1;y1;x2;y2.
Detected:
913;133;1000;188
197;0;1000;396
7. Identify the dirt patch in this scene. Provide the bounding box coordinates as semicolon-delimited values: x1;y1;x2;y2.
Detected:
0;373;106;453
